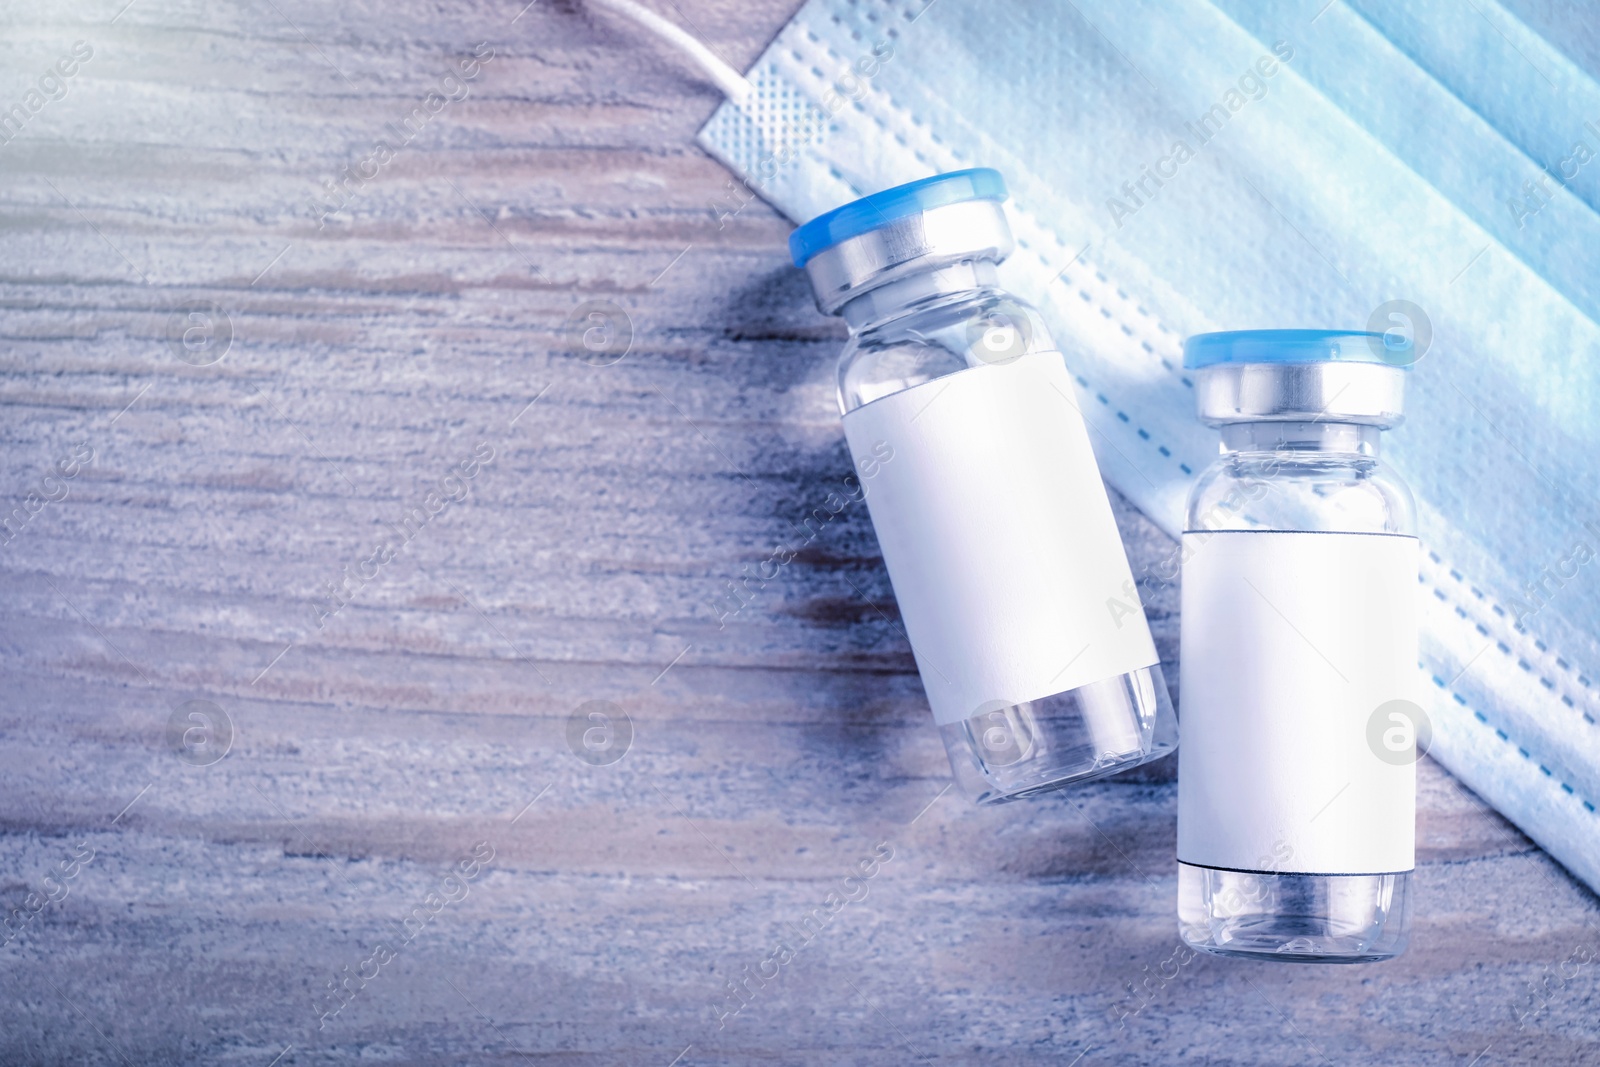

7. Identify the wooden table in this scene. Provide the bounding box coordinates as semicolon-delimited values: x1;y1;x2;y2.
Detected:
2;1;1596;1063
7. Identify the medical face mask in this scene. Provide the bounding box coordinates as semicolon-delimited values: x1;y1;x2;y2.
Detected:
683;0;1600;893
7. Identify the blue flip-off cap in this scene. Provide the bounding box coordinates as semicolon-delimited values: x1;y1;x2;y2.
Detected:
788;168;1008;268
1183;329;1414;370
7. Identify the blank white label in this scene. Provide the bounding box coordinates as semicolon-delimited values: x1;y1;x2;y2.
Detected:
1177;530;1420;875
841;352;1157;726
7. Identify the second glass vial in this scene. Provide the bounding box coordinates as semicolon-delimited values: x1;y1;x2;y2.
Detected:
1176;330;1421;963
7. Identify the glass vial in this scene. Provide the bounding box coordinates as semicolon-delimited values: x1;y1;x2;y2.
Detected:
1175;330;1421;962
791;169;1176;804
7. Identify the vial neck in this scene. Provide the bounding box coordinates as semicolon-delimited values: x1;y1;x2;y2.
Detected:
1219;420;1381;457
838;259;1000;331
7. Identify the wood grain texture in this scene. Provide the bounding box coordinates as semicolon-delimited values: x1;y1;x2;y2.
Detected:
1;0;1597;1064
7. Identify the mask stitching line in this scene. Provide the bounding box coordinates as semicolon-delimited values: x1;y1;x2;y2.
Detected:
755;11;1599;774
1063;270;1190;385
1429;672;1599;817
1421;576;1600;797
1422;550;1599;717
1047;260;1202;473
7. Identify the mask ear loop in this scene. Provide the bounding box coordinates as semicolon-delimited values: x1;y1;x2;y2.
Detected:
587;0;755;107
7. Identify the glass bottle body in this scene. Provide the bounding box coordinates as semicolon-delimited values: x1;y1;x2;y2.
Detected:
1177;420;1416;962
836;261;1177;804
